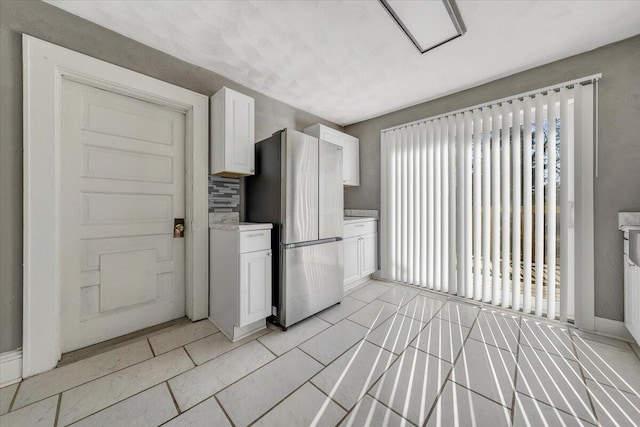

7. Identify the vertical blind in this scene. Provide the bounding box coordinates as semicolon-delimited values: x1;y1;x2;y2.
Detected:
380;77;598;321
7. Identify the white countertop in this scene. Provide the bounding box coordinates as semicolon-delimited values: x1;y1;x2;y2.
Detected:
619;212;640;231
344;216;377;224
210;222;273;231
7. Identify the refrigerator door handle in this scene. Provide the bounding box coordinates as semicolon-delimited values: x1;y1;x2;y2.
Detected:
283;237;342;250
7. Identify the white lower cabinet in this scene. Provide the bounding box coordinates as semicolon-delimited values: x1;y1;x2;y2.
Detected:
343;218;378;289
210;224;272;341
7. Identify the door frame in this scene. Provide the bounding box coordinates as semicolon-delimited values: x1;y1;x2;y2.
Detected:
22;35;209;376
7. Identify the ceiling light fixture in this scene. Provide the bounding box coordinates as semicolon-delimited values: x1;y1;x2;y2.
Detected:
379;0;466;54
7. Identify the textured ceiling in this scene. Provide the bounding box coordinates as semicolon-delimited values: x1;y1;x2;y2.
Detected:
45;1;640;126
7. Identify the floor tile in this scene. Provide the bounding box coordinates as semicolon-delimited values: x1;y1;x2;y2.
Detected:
586;379;640;426
401;294;445;323
411;317;470;363
299;320;368;365
0;395;58;427
340;394;412;426
350;280;394;293
436;301;480;328
71;383;177;427
419;290;450;301
163;396;231;427
369;347;450;426
574;336;640;394
13;340;153;410
348;300;399;331
148;320;218;355
377;285;422;306
345;281;369;293
469;309;520;352
317;297;367;324
426;381;511;427
451;338;516;407
58;347;192;426
516;345;596;424
571;330;632;350
216;349;323;427
311;340;397;410
258;316;331;356
252;383;346;427
185;328;269;365
168;340;274;411
0;383;18;415
519;318;576;360
366;314;425;355
630;342;640;360
350;282;396;303
513;392;595;426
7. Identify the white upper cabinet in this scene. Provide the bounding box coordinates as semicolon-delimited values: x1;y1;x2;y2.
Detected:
342;134;360;187
210;87;255;177
304;124;360;187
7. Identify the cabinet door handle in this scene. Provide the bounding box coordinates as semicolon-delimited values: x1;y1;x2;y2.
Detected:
247;233;264;238
355;224;365;227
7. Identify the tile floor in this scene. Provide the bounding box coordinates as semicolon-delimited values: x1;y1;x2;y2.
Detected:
1;279;639;426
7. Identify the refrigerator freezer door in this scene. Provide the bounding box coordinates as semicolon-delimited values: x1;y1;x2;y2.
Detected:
279;240;343;327
318;140;344;240
283;130;319;244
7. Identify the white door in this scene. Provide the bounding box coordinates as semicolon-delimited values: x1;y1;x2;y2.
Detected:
361;233;378;276
343;237;361;285
239;249;272;327
60;79;186;352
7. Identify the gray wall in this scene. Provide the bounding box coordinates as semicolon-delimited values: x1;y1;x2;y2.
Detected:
345;35;640;323
0;0;339;353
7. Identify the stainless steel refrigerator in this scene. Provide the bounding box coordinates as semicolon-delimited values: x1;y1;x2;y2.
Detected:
246;129;343;330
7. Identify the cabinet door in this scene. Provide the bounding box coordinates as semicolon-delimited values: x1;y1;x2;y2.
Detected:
361;233;377;276
343;135;360;186
224;89;255;175
343;237;361;285
239;249;272;327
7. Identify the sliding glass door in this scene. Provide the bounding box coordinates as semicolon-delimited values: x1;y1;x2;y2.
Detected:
380;80;597;322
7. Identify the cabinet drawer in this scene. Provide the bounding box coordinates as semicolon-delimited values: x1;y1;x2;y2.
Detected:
240;229;271;253
344;220;377;239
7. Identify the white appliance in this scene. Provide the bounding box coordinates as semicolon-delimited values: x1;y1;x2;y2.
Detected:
246;129;344;330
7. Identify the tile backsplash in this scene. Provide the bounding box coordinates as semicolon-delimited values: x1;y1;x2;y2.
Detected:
208;175;240;212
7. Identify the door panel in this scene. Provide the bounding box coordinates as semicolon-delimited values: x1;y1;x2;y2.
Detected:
343;136;360;186
319;140;344;239
239;249;272;327
226;90;255;174
361;233;378;276
100;249;157;311
60;79;186;352
343;237;360;285
281;241;343;327
283;130;318;244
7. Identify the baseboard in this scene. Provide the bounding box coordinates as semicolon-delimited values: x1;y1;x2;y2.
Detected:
594;317;635;343
0;349;23;387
